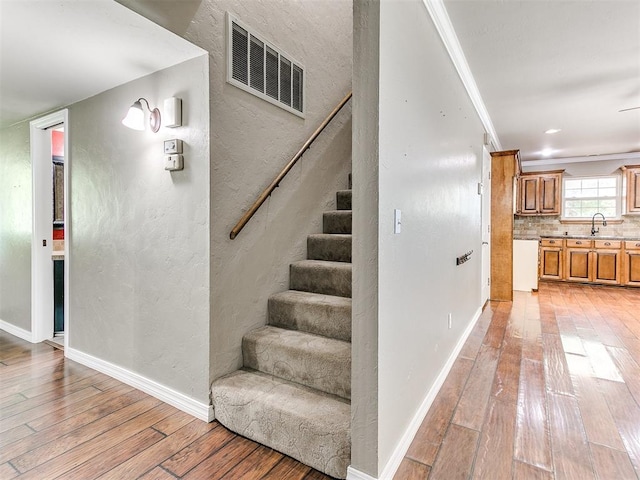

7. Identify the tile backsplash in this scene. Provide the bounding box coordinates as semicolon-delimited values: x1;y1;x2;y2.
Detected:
514;215;640;238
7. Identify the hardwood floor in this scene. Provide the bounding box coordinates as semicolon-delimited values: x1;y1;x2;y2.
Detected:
399;282;640;480
0;332;332;480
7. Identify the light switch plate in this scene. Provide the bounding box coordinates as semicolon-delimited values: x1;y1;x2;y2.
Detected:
165;154;184;171
164;139;183;154
394;209;402;234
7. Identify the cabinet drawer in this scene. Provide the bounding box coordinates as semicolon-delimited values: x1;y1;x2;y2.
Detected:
625;240;640;250
566;239;592;248
594;240;621;249
540;238;563;247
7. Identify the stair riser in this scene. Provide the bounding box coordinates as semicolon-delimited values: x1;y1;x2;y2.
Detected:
307;236;352;263
269;295;351;342
290;263;352;298
336;190;352;210
243;332;350;399
323;212;352;234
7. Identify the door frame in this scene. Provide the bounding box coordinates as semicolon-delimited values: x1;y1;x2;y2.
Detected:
30;110;69;347
481;145;491;305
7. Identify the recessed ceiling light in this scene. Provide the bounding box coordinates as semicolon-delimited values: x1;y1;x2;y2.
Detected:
541;148;554;157
545;128;561;134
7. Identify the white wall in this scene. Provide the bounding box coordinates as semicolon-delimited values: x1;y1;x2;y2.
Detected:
0;122;32;333
179;0;353;382
353;0;487;475
68;55;211;404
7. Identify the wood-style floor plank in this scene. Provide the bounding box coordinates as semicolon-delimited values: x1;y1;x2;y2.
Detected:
451;344;500;431
514;358;552;471
541;333;573;395
393;457;430;480
589;443;638;480
261;456;312;480
512;461;554;480
181;435;259;480
471;397;515;479
220;444;284;479
428;424;479;480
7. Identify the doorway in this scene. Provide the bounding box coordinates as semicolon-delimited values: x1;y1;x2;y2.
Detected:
30;110;69;348
481;145;491;305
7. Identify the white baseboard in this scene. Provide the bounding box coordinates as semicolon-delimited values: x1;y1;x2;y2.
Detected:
347;466;378;480
0;319;34;343
66;347;214;422
347;306;483;480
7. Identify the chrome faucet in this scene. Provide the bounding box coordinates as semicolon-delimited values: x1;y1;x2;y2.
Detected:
591;212;607;236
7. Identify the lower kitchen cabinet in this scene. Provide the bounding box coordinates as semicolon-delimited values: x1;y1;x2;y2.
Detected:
623;240;640;286
539;239;563;280
538;237;631;287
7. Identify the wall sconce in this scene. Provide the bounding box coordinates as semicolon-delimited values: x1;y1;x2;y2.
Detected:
122;98;161;133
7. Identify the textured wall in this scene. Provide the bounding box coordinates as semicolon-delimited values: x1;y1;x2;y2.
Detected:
376;0;485;470
69;56;211;403
351;0;380;476
180;0;353;382
0;122;32;331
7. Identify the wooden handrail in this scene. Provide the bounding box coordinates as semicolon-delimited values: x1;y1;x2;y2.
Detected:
230;91;353;240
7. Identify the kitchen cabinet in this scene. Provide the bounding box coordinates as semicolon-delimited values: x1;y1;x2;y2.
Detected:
539;238;563;280
623;240;640;286
592;240;621;285
625;166;640;213
516;171;562;215
538;237;631;286
565;239;592;282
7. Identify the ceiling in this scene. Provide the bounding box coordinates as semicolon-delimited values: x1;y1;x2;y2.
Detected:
0;1;638;163
0;0;205;129
445;0;640;162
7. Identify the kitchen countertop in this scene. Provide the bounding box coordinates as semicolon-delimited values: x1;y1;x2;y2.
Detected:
514;235;640;241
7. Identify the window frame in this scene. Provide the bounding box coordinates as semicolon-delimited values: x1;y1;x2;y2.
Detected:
561;174;622;221
226;13;305;118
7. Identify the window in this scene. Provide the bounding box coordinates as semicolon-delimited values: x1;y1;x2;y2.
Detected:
562;175;621;219
227;14;305;117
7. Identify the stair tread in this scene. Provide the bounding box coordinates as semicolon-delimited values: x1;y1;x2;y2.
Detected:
211;369;350;478
243;326;350;399
307;233;352;239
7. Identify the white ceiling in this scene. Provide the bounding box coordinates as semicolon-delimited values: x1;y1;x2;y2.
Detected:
0;0;205;129
1;1;638;164
445;0;640;162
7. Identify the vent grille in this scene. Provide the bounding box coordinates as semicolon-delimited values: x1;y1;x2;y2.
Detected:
228;14;305;116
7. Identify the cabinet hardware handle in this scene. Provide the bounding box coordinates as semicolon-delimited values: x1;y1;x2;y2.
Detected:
549;240;555;244
576;241;582;245
605;242;611;246
636;243;640;247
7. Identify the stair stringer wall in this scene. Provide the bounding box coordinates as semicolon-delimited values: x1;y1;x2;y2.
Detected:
198;0;354;385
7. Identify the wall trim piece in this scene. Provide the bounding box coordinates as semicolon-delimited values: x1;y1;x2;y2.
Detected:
0;319;33;343
346;466;378;480
421;0;502;152
347;306;484;480
66;347;214;422
522;151;640;168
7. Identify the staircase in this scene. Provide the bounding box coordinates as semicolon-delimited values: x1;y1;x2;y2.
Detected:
211;187;352;479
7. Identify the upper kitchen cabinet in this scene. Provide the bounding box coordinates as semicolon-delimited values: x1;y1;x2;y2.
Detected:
516;171;563;215
624;165;640;214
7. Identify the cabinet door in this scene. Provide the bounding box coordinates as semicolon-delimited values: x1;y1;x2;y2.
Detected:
519;177;539;214
623;248;640;286
593;250;620;285
627;168;640;213
540;247;563;280
565;248;592;282
538;175;560;214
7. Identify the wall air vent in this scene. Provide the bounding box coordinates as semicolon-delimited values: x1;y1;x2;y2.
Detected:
227;14;305;117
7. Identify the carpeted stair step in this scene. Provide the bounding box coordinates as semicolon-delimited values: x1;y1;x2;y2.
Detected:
243;326;351;399
307;234;352;263
323;210;352;234
290;260;352;298
211;369;350;479
269;290;351;342
336;190;352;210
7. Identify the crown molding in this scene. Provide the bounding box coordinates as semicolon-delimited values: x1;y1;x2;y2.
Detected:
422;0;502;151
521;151;640;167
